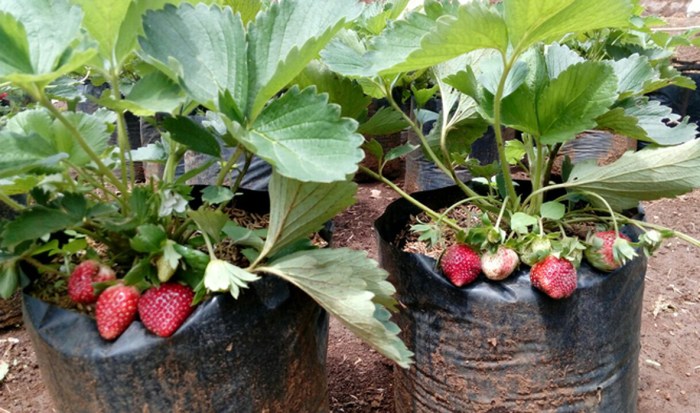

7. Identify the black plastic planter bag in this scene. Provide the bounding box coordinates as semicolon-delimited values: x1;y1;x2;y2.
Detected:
375;185;647;413
21;189;330;413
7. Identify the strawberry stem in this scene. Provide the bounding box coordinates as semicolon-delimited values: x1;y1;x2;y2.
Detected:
579;190;620;235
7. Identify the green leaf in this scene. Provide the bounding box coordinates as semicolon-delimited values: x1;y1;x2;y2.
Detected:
0;263;19;299
386;142;419;163
173;243;210;288
540;201;565;221
363;139;384;161
537;62;618;144
201;186;234;205
72;0;132;66
504;0;633;53
0;12;32;75
0;0;95;85
100;72;185;116
295;60;371;120
262;172;356;258
597;101;697;146
140;3;248;109
262;248;412;368
1;206;80;248
225;0;262;25
566;139;700;210
243;86;364;183
130;224;167;253
505;140;526;164
2;109;112;168
510;212;538;235
130;143;167;163
246;0;363;118
124;258;155;286
610;54;654;96
222;222;265;250
545;43;584;80
162;116;221;158
188;208;228;243
357;106;410;136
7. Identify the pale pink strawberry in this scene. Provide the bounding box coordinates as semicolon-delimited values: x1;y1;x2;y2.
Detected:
530;256;577;299
440;244;481;287
96;284;140;340
67;260;116;304
482;246;520;281
138;283;195;338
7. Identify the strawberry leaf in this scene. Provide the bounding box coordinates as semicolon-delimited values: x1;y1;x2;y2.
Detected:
130;224;167;254
1;206;81;248
261;248;413;368
504;0;633;54
246;0;363;118
140;4;249;109
261;172;356;259
510;212;538;235
243;87;364;183
0;0;95;86
540;201;565;221
566;139;700;210
0;263;19;299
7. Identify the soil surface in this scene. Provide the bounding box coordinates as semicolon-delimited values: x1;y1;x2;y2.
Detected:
2;182;699;413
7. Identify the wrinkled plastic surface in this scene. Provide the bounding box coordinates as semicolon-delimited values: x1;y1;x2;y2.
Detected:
404;127;498;192
375;185;646;413
22;190;330;413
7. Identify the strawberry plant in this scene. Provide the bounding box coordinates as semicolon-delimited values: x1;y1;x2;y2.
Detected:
0;0;411;367
323;0;700;297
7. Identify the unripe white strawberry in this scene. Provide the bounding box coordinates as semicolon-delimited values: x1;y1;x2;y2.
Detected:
482;246;520;281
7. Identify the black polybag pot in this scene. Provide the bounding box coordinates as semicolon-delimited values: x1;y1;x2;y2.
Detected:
375;185;647;413
22;189;330;413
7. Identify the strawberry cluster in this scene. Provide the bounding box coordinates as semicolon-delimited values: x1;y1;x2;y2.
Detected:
68;261;196;341
439;229;634;300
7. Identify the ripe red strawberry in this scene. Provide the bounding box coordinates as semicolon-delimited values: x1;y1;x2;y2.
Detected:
96;284;140;340
585;230;633;272
530;256;577;299
482;246;520;281
440;244;481;287
138;283;195;338
67;260;116;304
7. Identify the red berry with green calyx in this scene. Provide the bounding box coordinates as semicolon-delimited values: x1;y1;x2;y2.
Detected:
96;284;140;340
482;246;520;281
530;256;577;299
68;260;116;304
440;244;481;287
585;230;632;272
138;283;195;338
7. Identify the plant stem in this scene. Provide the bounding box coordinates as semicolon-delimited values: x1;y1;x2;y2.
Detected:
0;191;24;211
492;54;519;209
381;81;495;213
543;142;563;187
358;165;462;232
39;95;130;196
579;191;619;235
109;72;135;189
201;230;218;260
216;145;244;186
23;257;69;277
